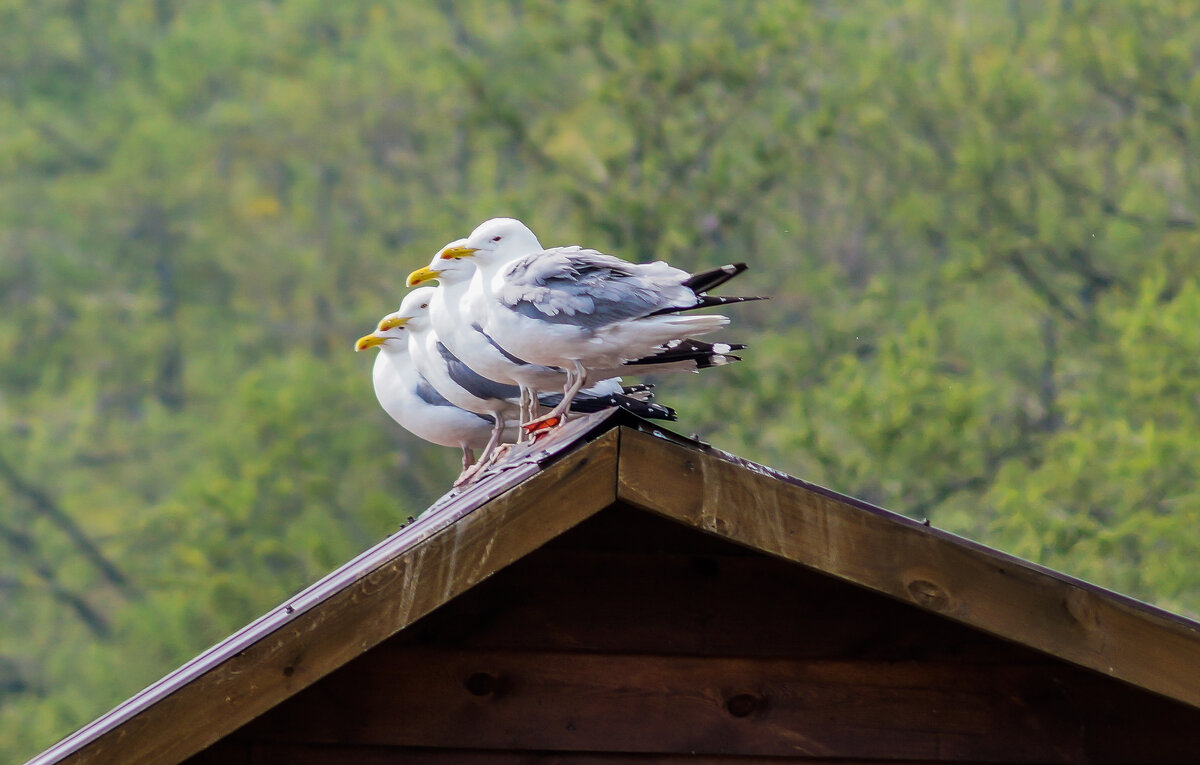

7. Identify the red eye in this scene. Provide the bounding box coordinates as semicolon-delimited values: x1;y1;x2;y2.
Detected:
491;235;502;242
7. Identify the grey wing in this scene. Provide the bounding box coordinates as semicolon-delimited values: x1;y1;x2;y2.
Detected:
413;376;457;407
436;342;521;402
414;374;496;423
498;248;697;329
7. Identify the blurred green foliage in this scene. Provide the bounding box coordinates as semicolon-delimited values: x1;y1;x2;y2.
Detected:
3;0;1200;759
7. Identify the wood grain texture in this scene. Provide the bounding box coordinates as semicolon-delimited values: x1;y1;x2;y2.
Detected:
235;646;1090;762
61;430;620;765
224;516;1200;763
615;427;1200;710
184;743;1012;765
190;741;1015;764
402;541;1043;663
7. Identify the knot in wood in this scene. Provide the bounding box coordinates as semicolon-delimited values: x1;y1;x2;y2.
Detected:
465;672;498;697
1064;588;1101;633
702;516;730;534
726;693;761;718
906;578;951;611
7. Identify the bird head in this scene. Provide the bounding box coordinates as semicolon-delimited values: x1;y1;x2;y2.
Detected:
389;285;435;334
438;218;542;267
407;239;473;287
355;318;405;352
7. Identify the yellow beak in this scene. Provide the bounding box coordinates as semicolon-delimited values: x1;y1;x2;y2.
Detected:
355;334;386;352
407;266;442;287
378;316;408;332
439;245;478;259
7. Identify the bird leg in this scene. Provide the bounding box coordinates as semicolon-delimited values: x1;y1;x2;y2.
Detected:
454;446;477;485
455;414;506;487
516;385;543;440
517;387;532;442
523;360;586;433
459;437;514;484
528;387;542;420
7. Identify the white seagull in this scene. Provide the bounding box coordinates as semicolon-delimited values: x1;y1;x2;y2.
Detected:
377;287;675;481
353;315;515;482
437;218;753;430
406;240;747;425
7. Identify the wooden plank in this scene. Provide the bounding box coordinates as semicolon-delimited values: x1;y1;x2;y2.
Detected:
537;501;759;556
61;431;620;765
615;427;1200;709
237;646;1089;762
182;743;248;765
190;741;1011;765
403;543;1042;663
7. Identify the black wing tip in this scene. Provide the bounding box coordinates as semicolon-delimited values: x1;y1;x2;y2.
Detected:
610;396;676;421
623;338;750;367
693;353;743;369
645;294;767;317
682;262;750;293
711;262;749;278
649;403;678;421
711;294;770;304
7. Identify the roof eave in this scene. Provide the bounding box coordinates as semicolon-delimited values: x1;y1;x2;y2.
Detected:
616;426;1200;708
30;427;620;765
28;413;1200;765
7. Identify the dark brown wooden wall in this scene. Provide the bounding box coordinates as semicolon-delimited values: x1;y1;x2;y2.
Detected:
188;506;1200;764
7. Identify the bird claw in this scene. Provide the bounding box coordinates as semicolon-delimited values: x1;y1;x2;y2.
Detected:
453;462;484;487
453;442;518;487
489;442;514;464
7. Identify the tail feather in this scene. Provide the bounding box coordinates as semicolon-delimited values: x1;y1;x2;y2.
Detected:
620;382;656;401
563;392;675;420
623;352;744;371
624;338;748;366
653;313;730;334
616;395;676;421
683;262;748;293
693;353;742;369
620;382;655;395
645;294;767;317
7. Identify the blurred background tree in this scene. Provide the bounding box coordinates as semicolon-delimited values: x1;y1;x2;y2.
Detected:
2;0;1199;759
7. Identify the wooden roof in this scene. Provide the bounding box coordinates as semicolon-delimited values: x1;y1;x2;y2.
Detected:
28;410;1200;765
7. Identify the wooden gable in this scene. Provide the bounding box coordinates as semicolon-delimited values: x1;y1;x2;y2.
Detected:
30;414;1200;765
194;506;1200;763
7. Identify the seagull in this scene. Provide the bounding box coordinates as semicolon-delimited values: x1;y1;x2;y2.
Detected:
437;217;759;430
407;239;556;425
378;287;676;481
407;240;749;425
353;318;515;483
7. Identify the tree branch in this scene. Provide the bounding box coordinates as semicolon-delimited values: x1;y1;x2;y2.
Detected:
0;521;111;637
0;453;138;597
1005;251;1079;321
